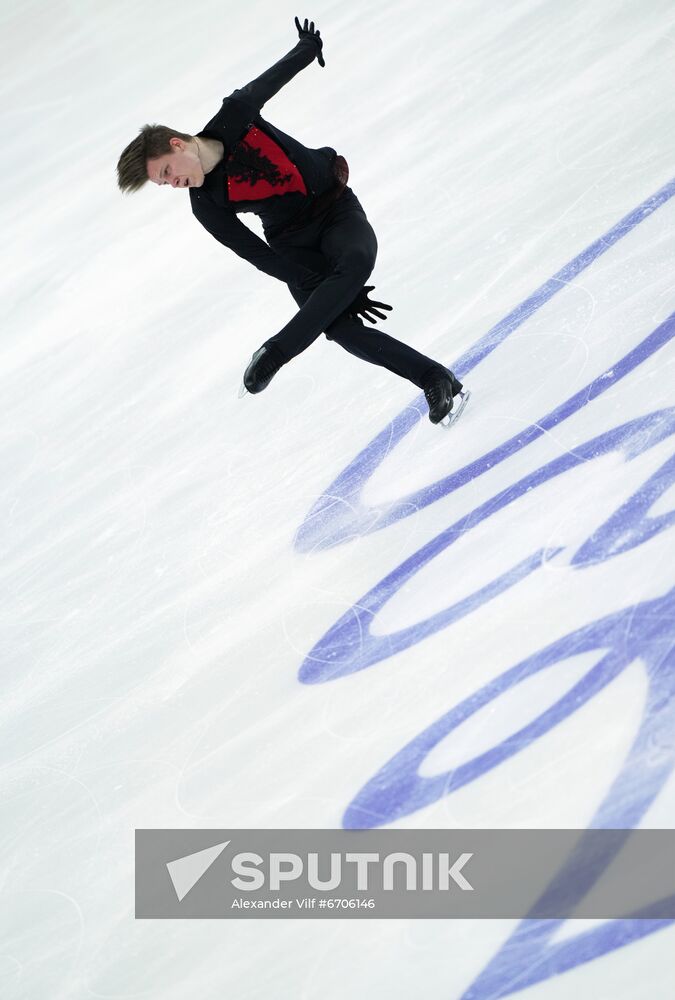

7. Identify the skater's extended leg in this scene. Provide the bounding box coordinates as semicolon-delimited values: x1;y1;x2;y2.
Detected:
322;312;455;390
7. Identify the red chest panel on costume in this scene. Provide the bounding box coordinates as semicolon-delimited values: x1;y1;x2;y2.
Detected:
226;126;307;202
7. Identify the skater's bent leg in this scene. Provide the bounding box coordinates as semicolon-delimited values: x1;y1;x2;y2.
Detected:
265;201;378;361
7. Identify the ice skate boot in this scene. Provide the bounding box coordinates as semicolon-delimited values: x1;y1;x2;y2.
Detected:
240;344;285;396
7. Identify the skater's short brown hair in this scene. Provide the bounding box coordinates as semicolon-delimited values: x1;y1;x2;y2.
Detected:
116;124;194;193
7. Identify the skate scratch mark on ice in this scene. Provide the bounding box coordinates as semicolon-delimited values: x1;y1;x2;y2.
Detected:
453;165;613;329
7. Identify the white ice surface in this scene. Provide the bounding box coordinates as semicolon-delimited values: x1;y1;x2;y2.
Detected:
2;0;675;997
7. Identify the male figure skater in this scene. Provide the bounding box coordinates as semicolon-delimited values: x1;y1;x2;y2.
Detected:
116;17;468;424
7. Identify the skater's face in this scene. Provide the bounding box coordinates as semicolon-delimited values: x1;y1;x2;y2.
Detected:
147;137;205;189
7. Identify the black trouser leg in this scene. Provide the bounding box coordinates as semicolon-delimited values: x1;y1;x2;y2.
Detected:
265;190;378;359
267;189;453;389
286;284;449;389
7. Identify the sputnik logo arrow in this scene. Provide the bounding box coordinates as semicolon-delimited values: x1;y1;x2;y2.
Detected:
166;840;230;902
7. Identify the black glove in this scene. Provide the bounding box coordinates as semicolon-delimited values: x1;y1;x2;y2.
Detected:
348;286;394;324
295;16;325;67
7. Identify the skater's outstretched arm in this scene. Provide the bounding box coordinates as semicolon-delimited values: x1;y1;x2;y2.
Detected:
228;17;325;114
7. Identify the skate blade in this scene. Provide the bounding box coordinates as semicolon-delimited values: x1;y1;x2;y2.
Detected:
238;381;249;398
440;389;471;428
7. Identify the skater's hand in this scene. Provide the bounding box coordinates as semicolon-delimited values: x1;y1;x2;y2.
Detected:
295;16;325;67
348;285;393;324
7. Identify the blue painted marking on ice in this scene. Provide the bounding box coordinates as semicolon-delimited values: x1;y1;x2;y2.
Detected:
299;402;675;682
457;589;675;998
342;587;675;828
341;586;675;996
292;178;675;992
